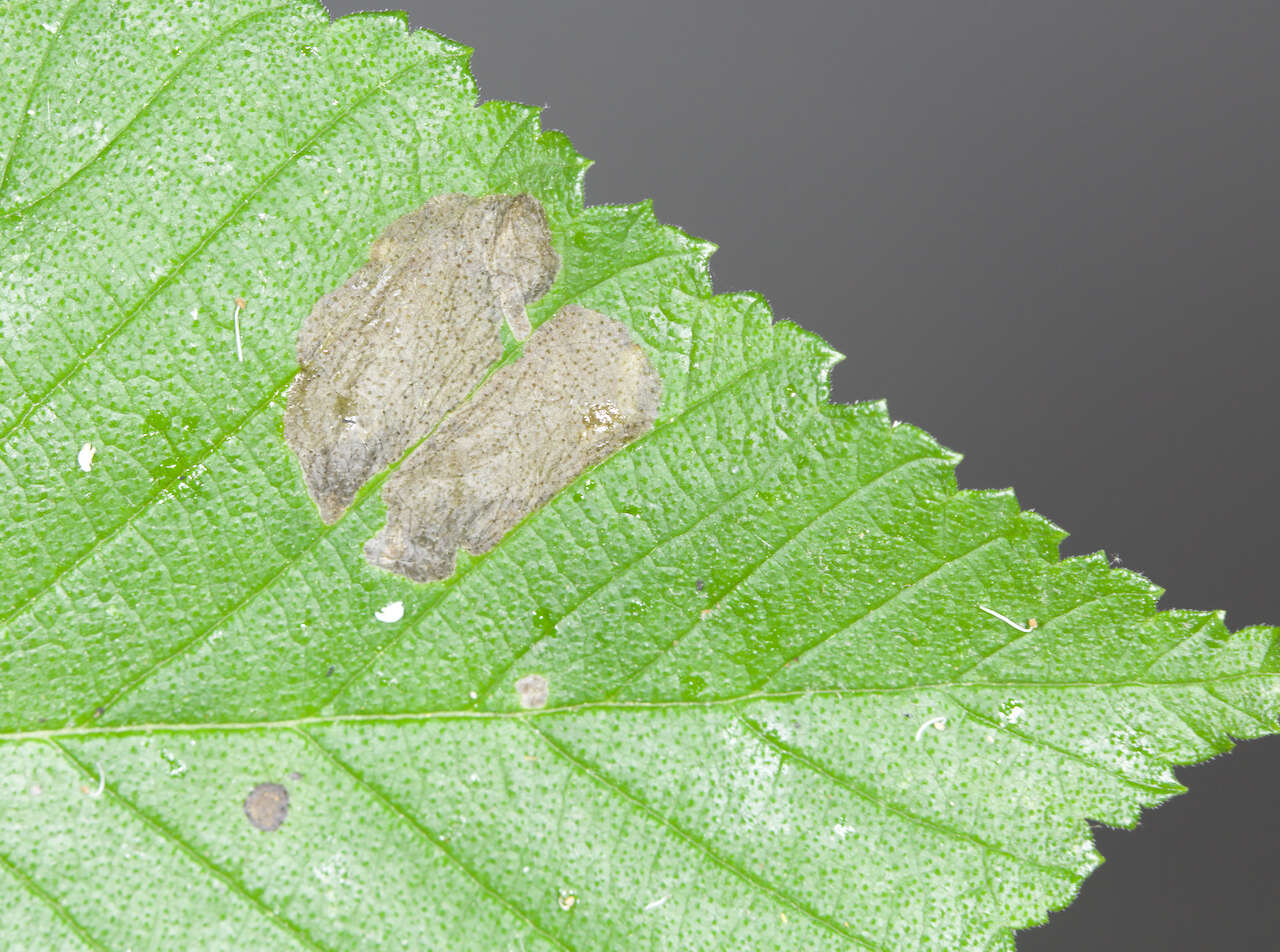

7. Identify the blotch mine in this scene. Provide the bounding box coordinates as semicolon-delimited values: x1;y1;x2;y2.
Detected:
364;304;662;582
284;193;560;523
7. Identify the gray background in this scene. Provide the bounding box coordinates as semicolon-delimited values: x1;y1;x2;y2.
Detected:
329;1;1280;947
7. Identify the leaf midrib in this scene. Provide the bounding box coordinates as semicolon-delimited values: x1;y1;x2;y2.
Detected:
7;672;1274;742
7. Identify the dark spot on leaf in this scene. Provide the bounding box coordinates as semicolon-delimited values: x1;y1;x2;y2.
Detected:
142;410;169;433
695;578;704;592
93;707;103;718
243;782;289;832
325;665;335;677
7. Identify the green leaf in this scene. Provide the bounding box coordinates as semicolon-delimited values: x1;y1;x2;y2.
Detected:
0;2;1275;950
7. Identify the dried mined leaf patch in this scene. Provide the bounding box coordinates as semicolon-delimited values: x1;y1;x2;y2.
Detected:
284;193;659;583
283;193;660;581
284;193;559;523
365;304;661;581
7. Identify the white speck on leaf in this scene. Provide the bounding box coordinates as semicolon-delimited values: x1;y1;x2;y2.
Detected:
161;750;187;776
643;895;669;912
978;604;1037;633
515;673;549;709
232;297;246;362
85;762;104;798
914;715;948;741
374;600;404;623
999;702;1026;726
313;852;350;887
77;442;95;472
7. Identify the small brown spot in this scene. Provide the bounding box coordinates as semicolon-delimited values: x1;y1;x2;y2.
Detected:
515;674;549;710
93;707;104;718
235;296;247;309
243;782;290;832
1028;618;1039;629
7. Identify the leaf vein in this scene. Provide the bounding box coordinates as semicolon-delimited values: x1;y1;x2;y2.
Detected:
0;0;86;201
0;55;436;448
0;846;107;952
3;674;1278;741
0;371;296;630
48;739;330;951
475;384;822;705
524;720;889;951
938;691;1184;797
3;4;303;216
734;713;1079;882
753;534;1008;691
296;727;577;952
605;452;949;701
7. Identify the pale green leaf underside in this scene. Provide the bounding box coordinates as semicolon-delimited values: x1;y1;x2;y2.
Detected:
0;3;1275;950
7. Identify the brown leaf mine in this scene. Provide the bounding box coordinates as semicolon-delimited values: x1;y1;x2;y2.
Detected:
284;194;560;523
364;304;662;582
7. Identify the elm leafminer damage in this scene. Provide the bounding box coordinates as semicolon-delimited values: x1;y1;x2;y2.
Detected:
284;194;661;582
366;304;661;581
